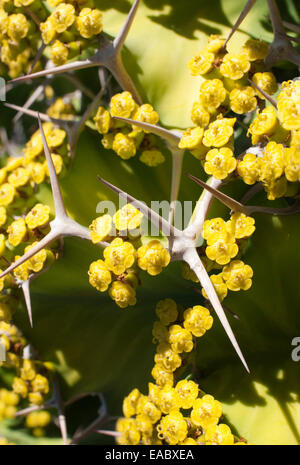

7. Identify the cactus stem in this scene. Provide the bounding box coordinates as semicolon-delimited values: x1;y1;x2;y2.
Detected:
188;174;248;214
9;2;142;103
183;247;249;373
248;78;278;108
223;0;257;50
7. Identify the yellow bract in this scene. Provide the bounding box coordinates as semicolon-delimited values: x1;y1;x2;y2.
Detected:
137;240;170;276
113;204;143;231
89;214;113;243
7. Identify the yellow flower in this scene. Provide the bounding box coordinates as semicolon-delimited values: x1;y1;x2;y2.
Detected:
7;218;27;247
157;386;181;414
154;342;182;373
49;3;75;33
259;141;286;184
40;20;56;45
227;213;255;239
201;274;228;301
139;149;165;167
199;79;227;112
12;377;28;398
155;298;178;326
191;394;222;429
28;392;44;406
183;305;213;337
75;8;103;38
220;52;250;80
104;238;135;275
137;240;170;276
142;400;161;424
151;364;174;387
152;321;169;344
206;35;225;53
0;183;15;206
26;411;51;428
44;154;63;176
89;214;113;243
179;127;204;150
31;374;49;394
203;217;227;245
204;147;237;179
204;424;234;445
242;38;269;61
229;86;257;114
252;72;278;98
157;410;188;445
25;203;51;230
285;146;300;182
110;91;137;118
50;40;69;66
222;260;253;291
278;80;300;130
190;102;210;127
94;106;111;134
46;128;66;149
24;242;50;273
23;131;44;161
168;324;193;354
112;133;136;159
237;153;260;185
248;106;278;144
203;118;235;148
123;388;141;418
27;162;46;185
8;167;30;187
206;236;238;265
109;281;136;308
136;413;153;437
7;14;29;41
132;104;159;130
88;259;112;292
13;256;29;282
188;50;215;76
113;204;143;231
175;380;199;409
116;418;140;445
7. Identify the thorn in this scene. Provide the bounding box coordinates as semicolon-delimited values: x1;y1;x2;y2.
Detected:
97;175;179;238
38;113;68;219
184;248;250;373
188;174;248;214
10;58;95;84
53;375;68;445
97;430;121;437
282;21;300;35
114;0;141;54
13;85;45;123
223;0;257;49
248;78;278;108
168;147;184;225
4;102;77;129
21;280;33;327
27;42;47;75
111;116;181;145
0;231;58;280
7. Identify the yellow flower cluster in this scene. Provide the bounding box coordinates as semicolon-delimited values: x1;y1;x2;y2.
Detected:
13;359;50;406
0;388;19;422
94;92;165;166
25;410;51;437
116;299;243;445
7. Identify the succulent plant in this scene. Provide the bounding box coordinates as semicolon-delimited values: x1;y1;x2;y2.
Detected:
0;0;300;445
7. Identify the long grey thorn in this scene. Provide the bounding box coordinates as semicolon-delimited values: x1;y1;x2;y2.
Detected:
248;78;278;108
97;175;179;238
222;0;257;50
27;42;47;75
13;85;45;123
113;0;141;54
53;375;68;445
9;3;142;103
183;247;250;373
265;0;300;68
21;280;33;328
188;174;249;214
169;147;184;225
283;21;300;35
38;114;67;218
112;116;182;145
